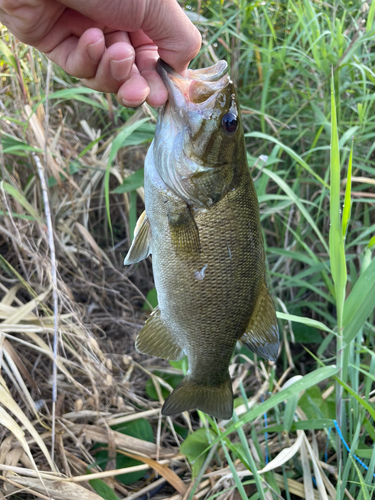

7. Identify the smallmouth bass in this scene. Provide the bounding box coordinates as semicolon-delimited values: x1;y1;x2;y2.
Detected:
124;59;279;419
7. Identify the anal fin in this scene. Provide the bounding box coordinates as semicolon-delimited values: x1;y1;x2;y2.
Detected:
124;211;151;265
240;281;279;361
136;307;183;361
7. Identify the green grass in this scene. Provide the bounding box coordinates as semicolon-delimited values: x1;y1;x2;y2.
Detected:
1;0;375;499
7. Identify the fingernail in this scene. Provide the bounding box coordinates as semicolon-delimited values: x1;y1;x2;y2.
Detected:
87;37;104;61
110;57;133;81
121;97;144;108
121;97;133;107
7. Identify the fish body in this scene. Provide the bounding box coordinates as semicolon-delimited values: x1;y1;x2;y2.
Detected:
124;60;278;419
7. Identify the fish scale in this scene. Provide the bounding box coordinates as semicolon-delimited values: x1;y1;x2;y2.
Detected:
124;59;279;419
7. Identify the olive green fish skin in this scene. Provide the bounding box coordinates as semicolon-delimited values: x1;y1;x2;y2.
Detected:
146;148;264;376
124;60;279;419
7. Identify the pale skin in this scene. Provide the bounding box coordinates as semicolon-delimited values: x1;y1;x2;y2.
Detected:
0;0;202;107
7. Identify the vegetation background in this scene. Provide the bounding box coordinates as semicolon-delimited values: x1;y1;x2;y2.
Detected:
0;0;375;499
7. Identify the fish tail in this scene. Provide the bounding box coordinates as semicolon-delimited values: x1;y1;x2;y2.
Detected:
162;376;233;420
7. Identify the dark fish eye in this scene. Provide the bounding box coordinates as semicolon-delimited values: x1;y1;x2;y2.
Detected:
222;112;238;135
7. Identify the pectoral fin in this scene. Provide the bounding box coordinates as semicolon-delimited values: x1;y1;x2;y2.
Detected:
167;204;200;255
240;282;279;361
124;211;151;265
136;307;184;361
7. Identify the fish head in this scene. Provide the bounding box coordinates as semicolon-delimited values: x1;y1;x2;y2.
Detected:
155;59;246;208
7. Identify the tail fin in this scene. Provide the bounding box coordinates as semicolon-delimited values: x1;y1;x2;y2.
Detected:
162;377;233;420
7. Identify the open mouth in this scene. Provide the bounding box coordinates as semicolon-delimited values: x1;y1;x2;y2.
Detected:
157;59;228;82
157;59;230;105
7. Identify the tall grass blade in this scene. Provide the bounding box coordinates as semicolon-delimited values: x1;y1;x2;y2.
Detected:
342;140;353;238
329;70;347;463
333;377;375;421
232;412;267;500
276;312;334;334
221;443;249;500
366;1;375;32
343;255;375;343
329;72;347;321
247;132;327;186
262;168;329;253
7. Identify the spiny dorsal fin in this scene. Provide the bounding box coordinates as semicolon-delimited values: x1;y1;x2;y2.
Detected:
240;281;279;361
136;307;184;361
162;376;233;420
124;211;151;265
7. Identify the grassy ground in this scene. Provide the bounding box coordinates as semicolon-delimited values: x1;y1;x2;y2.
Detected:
1;0;375;498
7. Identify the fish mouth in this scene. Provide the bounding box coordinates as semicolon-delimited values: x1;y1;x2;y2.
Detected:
157;59;230;106
157;59;228;82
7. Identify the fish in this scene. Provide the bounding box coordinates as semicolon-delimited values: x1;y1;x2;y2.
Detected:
124;59;279;420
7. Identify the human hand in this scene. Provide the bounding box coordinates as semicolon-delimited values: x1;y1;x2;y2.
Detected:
0;0;201;107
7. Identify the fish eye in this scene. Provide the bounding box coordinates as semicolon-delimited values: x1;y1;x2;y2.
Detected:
222;112;238;135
